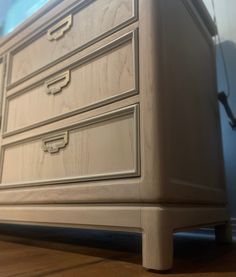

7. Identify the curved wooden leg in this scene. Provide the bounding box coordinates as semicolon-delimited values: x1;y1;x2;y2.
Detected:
141;208;173;271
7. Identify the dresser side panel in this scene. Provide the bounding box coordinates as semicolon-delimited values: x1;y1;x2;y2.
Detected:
158;0;226;203
138;0;168;201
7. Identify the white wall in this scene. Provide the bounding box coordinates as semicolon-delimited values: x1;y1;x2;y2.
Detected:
203;0;236;218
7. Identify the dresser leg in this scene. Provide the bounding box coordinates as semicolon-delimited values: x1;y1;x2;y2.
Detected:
141;208;173;271
215;221;233;244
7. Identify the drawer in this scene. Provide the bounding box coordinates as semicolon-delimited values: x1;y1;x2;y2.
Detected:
8;0;138;87
4;31;138;136
0;57;5;116
0;105;140;188
0;58;4;90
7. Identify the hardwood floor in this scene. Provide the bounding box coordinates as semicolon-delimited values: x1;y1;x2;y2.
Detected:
0;224;235;276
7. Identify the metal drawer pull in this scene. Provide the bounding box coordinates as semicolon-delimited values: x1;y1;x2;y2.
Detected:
42;131;69;154
45;70;70;95
47;14;72;41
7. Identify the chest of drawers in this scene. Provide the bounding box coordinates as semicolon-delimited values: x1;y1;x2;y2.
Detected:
0;0;231;271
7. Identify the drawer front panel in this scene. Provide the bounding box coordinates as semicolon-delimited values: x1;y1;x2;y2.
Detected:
8;0;137;86
1;105;140;187
5;31;138;135
0;58;4;90
0;58;4;115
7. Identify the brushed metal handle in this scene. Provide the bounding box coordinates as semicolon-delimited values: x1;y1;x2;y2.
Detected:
45;70;70;95
47;14;72;41
42;131;69;154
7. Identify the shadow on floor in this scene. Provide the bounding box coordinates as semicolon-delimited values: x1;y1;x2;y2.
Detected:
0;223;235;275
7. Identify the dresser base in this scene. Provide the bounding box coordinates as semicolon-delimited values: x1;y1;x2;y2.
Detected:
0;205;230;271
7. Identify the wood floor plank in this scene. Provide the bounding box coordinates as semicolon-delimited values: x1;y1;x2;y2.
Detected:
0;225;234;276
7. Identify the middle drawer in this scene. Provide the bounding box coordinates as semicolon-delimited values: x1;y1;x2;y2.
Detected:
4;30;138;136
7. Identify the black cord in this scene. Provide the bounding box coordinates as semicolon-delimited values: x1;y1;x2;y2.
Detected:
211;0;236;129
218;92;236;129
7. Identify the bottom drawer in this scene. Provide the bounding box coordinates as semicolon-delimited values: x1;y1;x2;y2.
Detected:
0;105;140;188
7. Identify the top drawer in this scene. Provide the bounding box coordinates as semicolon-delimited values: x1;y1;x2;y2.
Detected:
7;0;138;87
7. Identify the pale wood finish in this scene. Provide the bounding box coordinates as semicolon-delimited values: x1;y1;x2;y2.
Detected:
0;205;229;271
1;106;138;186
0;0;230;272
0;0;63;49
0;59;4;94
6;32;137;134
9;0;136;85
141;206;229;270
159;0;225;192
0;0;226;204
137;0;227;203
4;22;138;98
0;58;5;119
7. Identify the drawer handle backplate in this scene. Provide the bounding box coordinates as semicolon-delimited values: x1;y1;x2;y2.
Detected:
47;14;72;41
45;70;70;95
42;131;69;154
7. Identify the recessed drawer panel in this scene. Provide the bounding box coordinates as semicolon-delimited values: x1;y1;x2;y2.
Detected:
8;0;137;87
1;105;140;188
4;31;138;136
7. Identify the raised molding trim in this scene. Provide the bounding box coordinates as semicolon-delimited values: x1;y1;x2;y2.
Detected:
181;0;215;45
189;0;217;36
0;56;6;122
0;104;140;190
6;0;138;89
0;0;63;50
3;29;139;137
0;206;229;237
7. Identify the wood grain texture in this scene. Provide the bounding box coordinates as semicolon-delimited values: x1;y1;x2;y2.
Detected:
0;0;231;271
1;106;139;186
6;31;138;134
9;0;136;85
0;59;4;95
4;22;138;98
0;58;5;119
0;204;229;271
0;229;235;276
0;0;64;49
0;0;228;205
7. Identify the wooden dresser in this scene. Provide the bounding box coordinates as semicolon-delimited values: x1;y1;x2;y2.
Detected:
0;0;231;270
